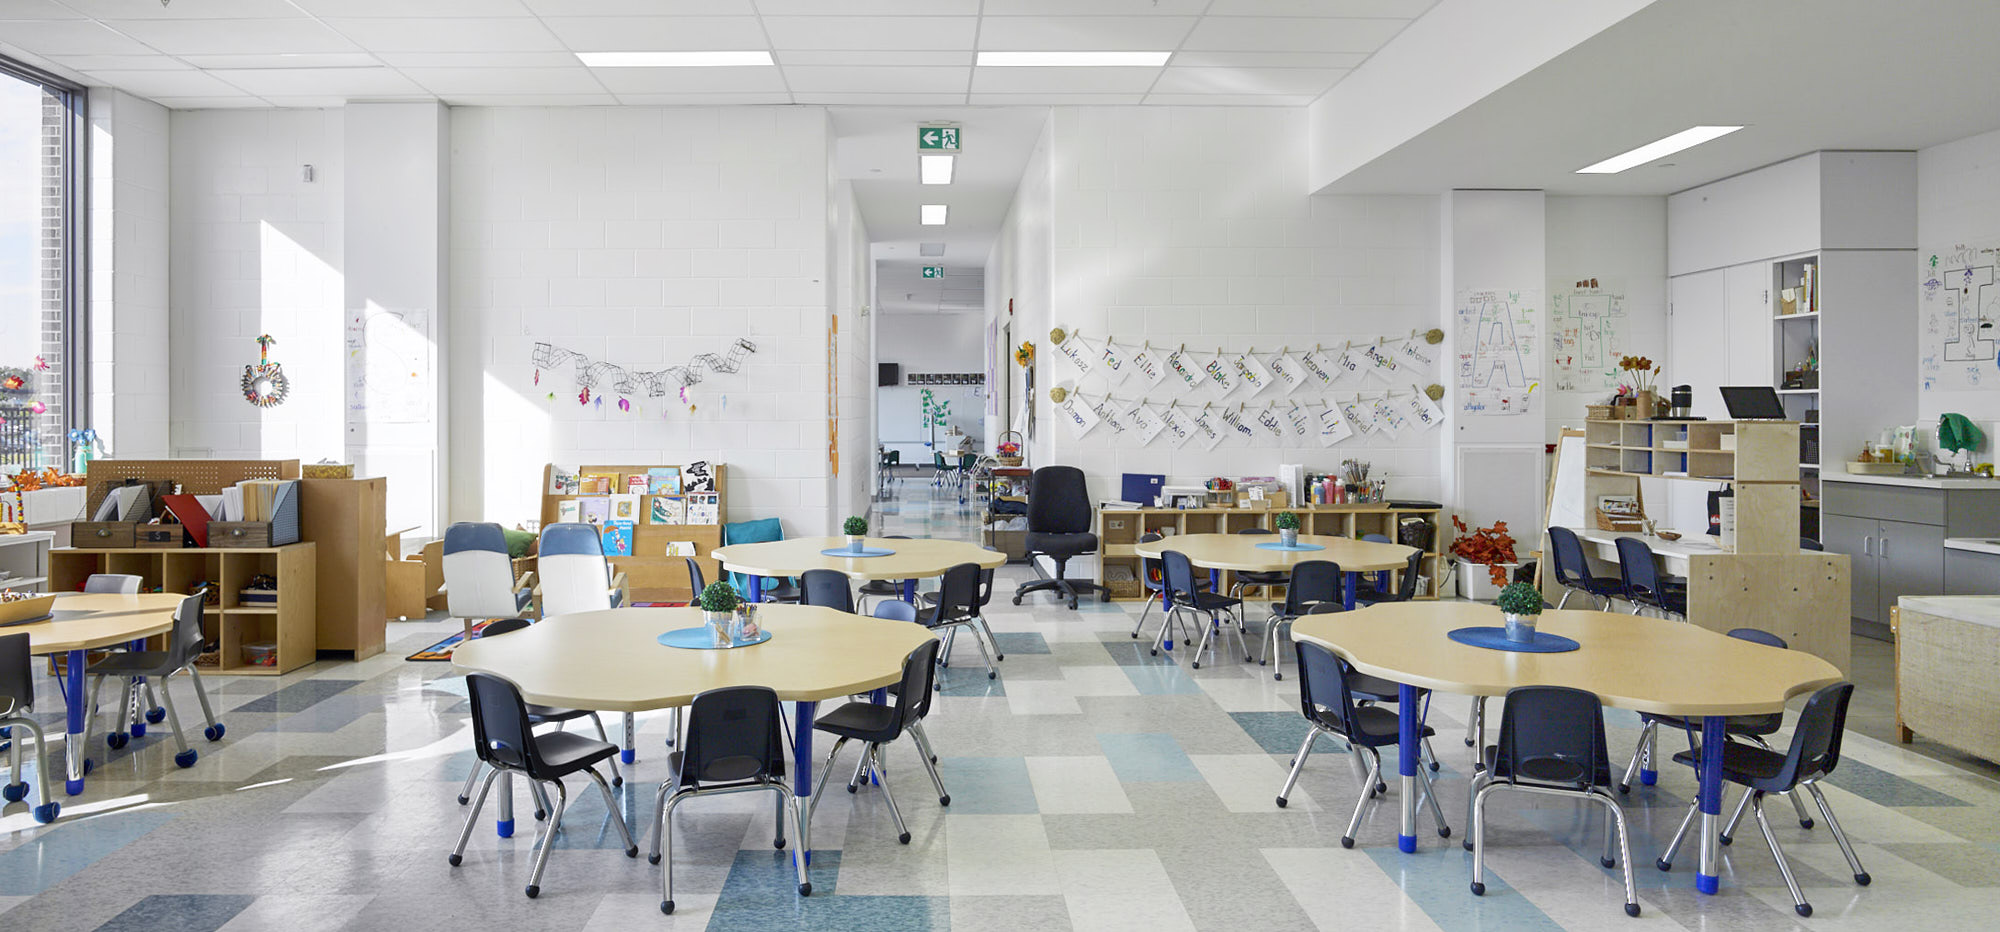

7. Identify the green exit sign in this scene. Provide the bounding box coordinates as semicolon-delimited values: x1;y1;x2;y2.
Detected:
922;266;944;279
917;125;960;151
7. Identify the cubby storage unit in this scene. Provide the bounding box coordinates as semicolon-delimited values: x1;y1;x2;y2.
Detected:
1095;504;1444;602
47;544;316;675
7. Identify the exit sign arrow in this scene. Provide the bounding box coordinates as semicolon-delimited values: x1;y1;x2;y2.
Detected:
918;125;960;151
922;266;944;279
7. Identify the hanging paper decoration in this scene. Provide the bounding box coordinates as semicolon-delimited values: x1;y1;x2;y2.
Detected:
617;398;631;412
1297;348;1338;388
32;356;48;371
1230;352;1275;396
1253;405;1287;440
1128;343;1168;387
1124;401;1166;445
532;337;755;399
1398;338;1435;370
1053;329;1095;377
534;369;540;385
1406;384;1446;430
1372;396;1410;434
240;335;291;408
1188;406;1226;450
1086;394;1126;434
578;387;591;405
1268;352;1305;393
1200;352;1238;395
1335;344;1371;382
1095;338;1131;384
1283;404;1316;443
1341;397;1380;434
1163;347;1204;391
1158;405;1197;447
1217;405;1255;442
1317;403;1353;447
1055;392;1100;439
1362;342;1403;381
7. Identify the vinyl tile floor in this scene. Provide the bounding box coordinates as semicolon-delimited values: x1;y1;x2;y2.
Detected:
3;483;1996;930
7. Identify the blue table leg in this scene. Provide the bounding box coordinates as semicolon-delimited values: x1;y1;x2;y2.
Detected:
127;640;147;738
901;578;917;604
793;699;817;865
748;576;764;603
1344;572;1359;611
63;648;88;796
497;770;514;837
1639;718;1658;786
1696;715;1726;894
1398;683;1420;853
622;712;636;765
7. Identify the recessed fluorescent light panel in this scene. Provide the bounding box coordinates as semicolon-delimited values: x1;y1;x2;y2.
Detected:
977;51;1171;67
577;51;773;67
920;155;954;185
1575;125;1743;174
921;204;948;225
920;242;946;257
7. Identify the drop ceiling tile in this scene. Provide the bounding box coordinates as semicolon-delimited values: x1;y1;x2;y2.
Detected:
0;1;84;19
62;0;307;18
0;20;158;55
794;92;969;105
400;67;607;95
293;0;534;16
1151;66;1344;96
80;69;249;97
1182;16;1409;53
539;16;767;52
374;51;582;68
609;92;792;105
970;65;1160;94
179;53;383;69
520;0;752;14
212;67;430;97
1142;93;1318;106
776;50;972;67
761;16;978;51
968;92;1145;105
976;16;1197;51
981;0;1208;13
1170;50;1370;69
47;54;188;71
757;0;978;13
437;93;620;106
103;18;362;55
256;96;361;108
319;17;564;53
781;65;969;95
1207;0;1437;16
588;65;788;94
153;97;275;110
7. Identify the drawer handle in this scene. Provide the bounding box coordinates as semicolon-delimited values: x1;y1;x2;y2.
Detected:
95;528;112;538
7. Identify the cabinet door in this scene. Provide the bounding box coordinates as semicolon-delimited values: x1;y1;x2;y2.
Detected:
1724;261;1775;386
1666;270;1729;532
1821;513;1878;623
1878;518;1945;621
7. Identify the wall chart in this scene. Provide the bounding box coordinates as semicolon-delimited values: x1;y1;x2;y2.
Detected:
1921;242;2000;392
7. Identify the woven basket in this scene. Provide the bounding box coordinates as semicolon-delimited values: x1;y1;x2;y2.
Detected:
1595;505;1646;532
996;430;1024;466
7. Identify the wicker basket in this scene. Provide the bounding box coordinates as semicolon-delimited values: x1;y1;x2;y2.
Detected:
995;430;1024;467
1595;504;1646;532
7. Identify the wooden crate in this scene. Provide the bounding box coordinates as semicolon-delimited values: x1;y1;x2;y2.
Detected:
71;522;135;548
210;522;272;548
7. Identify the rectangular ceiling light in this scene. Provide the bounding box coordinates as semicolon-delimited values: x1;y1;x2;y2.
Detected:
577;51;774;68
921;204;948;225
920;154;954;185
977;51;1171;67
920;242;946;256
1575;125;1744;174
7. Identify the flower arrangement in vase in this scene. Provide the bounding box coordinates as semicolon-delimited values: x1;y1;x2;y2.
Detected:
1495;581;1545;643
1618;355;1662;418
1274;511;1301;547
843;516;868;553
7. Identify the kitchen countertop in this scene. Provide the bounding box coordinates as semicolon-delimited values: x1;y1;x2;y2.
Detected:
1821;472;2000;490
1944;538;2000;556
1900;595;2000;629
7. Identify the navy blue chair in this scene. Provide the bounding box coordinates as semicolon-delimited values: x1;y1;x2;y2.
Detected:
1547;527;1623;610
1262;560;1342;680
1357;549;1424;607
0;632;59;823
650;686;808;913
800;569;855;614
1229;528;1288;599
1158;550;1244;669
1614;535;1685;618
809;640;950;845
453;618;620;813
1131;532;1209;644
856;535;914;611
1277;641;1448;847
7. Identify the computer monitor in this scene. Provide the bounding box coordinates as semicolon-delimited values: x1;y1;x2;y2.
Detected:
1718;385;1787;420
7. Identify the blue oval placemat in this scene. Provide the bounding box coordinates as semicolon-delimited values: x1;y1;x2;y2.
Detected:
820;546;896;557
1254;541;1324;552
0;613;53;628
1447;626;1579;653
658;627;773;650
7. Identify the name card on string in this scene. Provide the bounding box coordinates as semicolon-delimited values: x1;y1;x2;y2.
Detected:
1335;345;1370;382
1317;403;1354;447
1406;385;1445;430
1056;392;1100;439
1362;343;1402;381
1088;395;1127;434
1398;338;1435;371
1218;406;1256;442
1254;406;1287;440
1164;347;1205;392
1188;406;1226;450
1200;352;1238;395
1284;404;1316;442
1125;401;1166;444
1341;397;1380;434
1297;348;1338;388
1372;396;1410;434
1054;331;1095;378
1231;352;1275;397
1268;352;1306;393
1158;405;1197;447
1128;343;1168;387
1096;339;1131;384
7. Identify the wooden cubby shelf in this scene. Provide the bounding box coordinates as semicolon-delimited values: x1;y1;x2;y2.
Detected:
1094;504;1445;602
48;544;316;675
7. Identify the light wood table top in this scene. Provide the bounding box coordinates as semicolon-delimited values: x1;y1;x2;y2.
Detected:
712;536;1006;581
450;604;937;712
1133;533;1414;573
18;592;182;654
1292;601;1842;717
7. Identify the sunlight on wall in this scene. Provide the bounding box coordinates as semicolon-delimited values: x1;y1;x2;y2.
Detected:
482;368;550;523
256;220;343;460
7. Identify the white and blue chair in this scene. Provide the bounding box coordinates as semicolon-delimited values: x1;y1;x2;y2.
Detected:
535;522;626;618
442;522;537;643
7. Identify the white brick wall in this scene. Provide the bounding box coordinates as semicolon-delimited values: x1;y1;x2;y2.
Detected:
1918;128;2000;424
88;90;170;458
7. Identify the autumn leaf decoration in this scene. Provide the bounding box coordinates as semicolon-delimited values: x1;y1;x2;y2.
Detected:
1450;516;1518;586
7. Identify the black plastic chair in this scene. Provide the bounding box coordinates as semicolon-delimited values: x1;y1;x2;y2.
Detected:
1466;686;1638;917
450;673;636;898
1547;527;1624;610
809;640;949;844
1357;549;1424;607
1298;602;1440;771
1657;682;1868;917
1262;560;1342;680
84;591;223;769
1229;527;1288;598
1614;536;1686;618
1158;550;1244;669
649;685;809;913
1277;641;1448;846
800;569;856;613
1012;466;1107;609
684;556;705;595
856;536;914;610
922;563;1002;680
453;618;622;814
923;559;996;668
1131;532;1210;644
1;632;58;823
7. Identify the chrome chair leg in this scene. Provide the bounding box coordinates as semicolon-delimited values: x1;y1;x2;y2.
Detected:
183;666;220;734
1787;786;1815;828
658;789;690;911
1416;761;1451;837
1133;593;1156;638
588;713;624;786
583;766;637;856
1277;729;1316;806
1470;782;1496;890
909;719;939;764
1752;792;1812;916
523;777;569;897
1464;696;1485;752
449;767;504;865
971;614;1004;663
805;736;850;825
916;737;951;805
1804;782;1871;885
868;744;911;844
1556;588;1574;610
1462;769;1490;849
847;746;870;793
1341;748;1382;847
1720;786;1754;843
1595;790;1640;914
1657;799;1699;870
157;675;192;759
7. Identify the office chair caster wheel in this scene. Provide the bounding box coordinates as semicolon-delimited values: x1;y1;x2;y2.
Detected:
1470;882;1485;896
1654;857;1672;872
2;782;25;803
1340;836;1355;849
106;732;128;750
448;853;462;866
1794;904;1812;918
174;749;198;768
1625;903;1641;917
525;885;539;899
1439;826;1451;838
1855;872;1871;886
1011;596;1023;606
938;794;950;806
798;882;811;896
1275;796;1287;808
1601;856;1616;869
204;723;225;741
898;831;911;845
146;708;166;724
648;853;661;865
33;802;58;824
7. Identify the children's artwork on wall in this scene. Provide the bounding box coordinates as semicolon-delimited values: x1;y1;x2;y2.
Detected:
1188;406;1226;451
1406;384;1446;430
531;338;756;406
241;335;291;408
1231;352;1275;396
1316;403;1353;447
1284;404;1315;442
1124;401;1165;445
1456;287;1543;416
1055;392;1100;439
1158;405;1196;447
1095;338;1130;384
1268;352;1305;393
1163;347;1204;392
1920;243;2000;391
1361;342;1402;381
1128;343;1168;387
1200;352;1238;396
1550;282;1625;392
1297;348;1338;389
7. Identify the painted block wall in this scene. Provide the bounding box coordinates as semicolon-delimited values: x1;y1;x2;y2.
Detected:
1918;127;2000;430
88;89;170;458
987;115;1053;471
878;310;986;460
833;179;873;526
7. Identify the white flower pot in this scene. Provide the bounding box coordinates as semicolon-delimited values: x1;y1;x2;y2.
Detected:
1455;559;1520;602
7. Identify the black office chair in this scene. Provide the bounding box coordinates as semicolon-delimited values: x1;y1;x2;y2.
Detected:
1012;466;1107;609
800;568;856;613
451;673;636;899
1277;641;1448;846
650;685;809;913
1657;682;1869;917
1262;560;1342;679
809;640;950;844
1467;686;1639;918
1546;527;1623;609
1;632;59;823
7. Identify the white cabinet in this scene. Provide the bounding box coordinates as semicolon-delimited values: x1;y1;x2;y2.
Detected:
1725;261;1774;386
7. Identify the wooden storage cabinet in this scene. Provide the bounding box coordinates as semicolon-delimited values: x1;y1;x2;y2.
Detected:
1095;504;1445;602
299;477;387;658
48;544;316;675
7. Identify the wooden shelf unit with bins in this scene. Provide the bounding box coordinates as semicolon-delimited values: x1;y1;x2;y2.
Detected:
1094;504;1445;602
537;463;726;603
48;544;317;675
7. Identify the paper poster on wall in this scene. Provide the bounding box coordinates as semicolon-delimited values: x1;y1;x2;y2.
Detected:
1316;404;1353;447
1455;287;1543;416
1231;353;1276;396
1297;348;1338;388
1254;406;1287;441
1056;393;1100;438
1283;404;1316;443
1095;339;1132;384
1362;343;1402;382
1125;401;1166;444
1268;352;1305;393
1200;353;1238;395
1163;348;1205;392
1372;397;1409;435
345;305;432;426
1129;344;1168;387
1188;406;1226;450
1158;405;1197;447
1406;385;1445;430
1217;406;1256;443
1920;244;2000;392
1550;282;1625;392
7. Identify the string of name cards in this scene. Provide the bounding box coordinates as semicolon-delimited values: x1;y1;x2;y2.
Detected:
1047;326;1443;400
1048;384;1445;449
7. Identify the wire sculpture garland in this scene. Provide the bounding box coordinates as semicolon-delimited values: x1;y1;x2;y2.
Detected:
532;338;757;402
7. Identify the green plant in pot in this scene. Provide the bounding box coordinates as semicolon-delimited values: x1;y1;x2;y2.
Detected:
1274;511;1301;547
843;516;868;553
698;580;740;624
1495;581;1544;643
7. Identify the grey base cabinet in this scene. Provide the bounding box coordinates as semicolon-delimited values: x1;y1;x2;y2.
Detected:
1823;481;2000;637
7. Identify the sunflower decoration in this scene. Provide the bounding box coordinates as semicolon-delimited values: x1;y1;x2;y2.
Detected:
241;334;291;408
1013;341;1035;367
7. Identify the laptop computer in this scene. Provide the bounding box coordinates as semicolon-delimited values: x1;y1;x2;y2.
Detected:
1718;385;1788;420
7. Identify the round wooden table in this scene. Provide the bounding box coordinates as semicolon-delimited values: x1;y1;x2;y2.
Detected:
17;592;183;795
1132;533;1416;610
712;536;1007;603
450;604;936;860
1292;601;1842;896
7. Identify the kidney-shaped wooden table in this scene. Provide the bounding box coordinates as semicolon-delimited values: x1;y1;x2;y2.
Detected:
712;536;1007;603
1133;533;1416;610
1292;602;1842;897
450;604;936;860
15;592;183;796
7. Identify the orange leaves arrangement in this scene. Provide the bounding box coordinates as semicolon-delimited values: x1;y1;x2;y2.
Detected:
1450;515;1518;585
7;468;85;491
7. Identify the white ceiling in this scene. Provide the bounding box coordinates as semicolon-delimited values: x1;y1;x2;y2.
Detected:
0;0;1440;110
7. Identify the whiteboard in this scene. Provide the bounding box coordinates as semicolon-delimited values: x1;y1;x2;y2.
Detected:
1548;432;1588;530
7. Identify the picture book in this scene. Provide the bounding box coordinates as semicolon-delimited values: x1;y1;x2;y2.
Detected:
625;474;649;496
649;496;685;524
683;461;715;493
578;496;611;525
600;520;634;557
556;499;582;524
664;540;697;557
686;493;720;524
610;494;641;522
577;473;616;495
548;464;578;495
647;466;682;496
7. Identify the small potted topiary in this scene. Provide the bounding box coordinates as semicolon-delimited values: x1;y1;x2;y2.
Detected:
1495;581;1544;643
698;580;740;634
843;516;868;553
1274;511;1301;547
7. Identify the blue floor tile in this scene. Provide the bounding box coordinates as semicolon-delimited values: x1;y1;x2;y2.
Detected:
707;848;946;931
1097;733;1202;783
1365;846;1566;932
1119;660;1204;696
92;894;256;932
1825;757;1972;808
232;679;364;714
990;632;1051;655
933;757;1037;814
1231;711;1327;756
0;809;178;895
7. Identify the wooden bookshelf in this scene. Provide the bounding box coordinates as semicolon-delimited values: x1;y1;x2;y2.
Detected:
1583;419;1799;552
537;463;727;603
1094;503;1444;602
48;543;317;675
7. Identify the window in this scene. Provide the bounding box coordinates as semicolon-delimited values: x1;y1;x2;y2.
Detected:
0;56;85;472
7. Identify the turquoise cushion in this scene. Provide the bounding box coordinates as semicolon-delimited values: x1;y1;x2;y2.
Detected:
723;518;788;595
